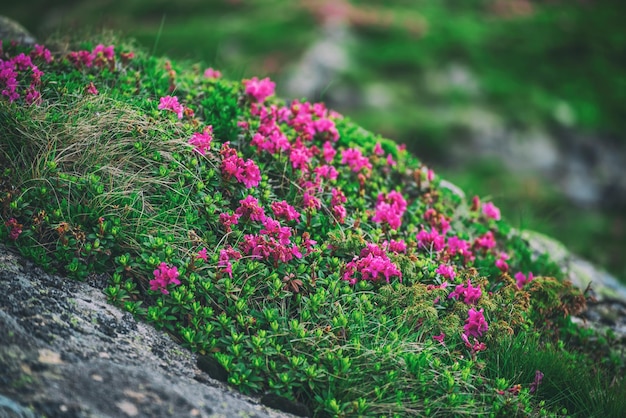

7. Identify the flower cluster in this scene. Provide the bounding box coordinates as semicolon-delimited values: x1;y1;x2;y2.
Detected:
464;307;488;338
204;67;222;79
219;246;242;278
482;202;501;221
243;76;275;102
341;148;372;174
416;227;446;252
5;218;23;240
150;262;181;294
343;244;402;285
220;143;261;188
189;126;213;155
372;190;407;230
158;95;185;119
448;280;482;305
0;52;43;104
271;200;301;222
67;44;115;70
515;271;534;289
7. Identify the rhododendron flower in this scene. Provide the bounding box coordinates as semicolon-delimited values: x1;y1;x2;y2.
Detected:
301;232;317;255
260;217;293;245
313;164;338;181
196;247;208;262
220;143;262;188
474;231;496;250
303;192;321;210
416;228;445;252
189;126;213;155
436;264;456;280
495;252;510;272
447;236;474;263
374;142;384;156
448;280;482;304
158;95;184;119
386;239;407;254
386;154;396;166
332;204;347;224
218;246;242;278
372;191;407;230
150;262;181;295
343;247;402;285
240;234;302;264
236;195;266;222
85;82;98;95
271;200;301;222
289;142;313;171
243;76;275;102
515;271;534;289
5;218;22;240
31;44;52;63
341;148;372;173
322;141;337;163
313;118;339;142
203;67;222;79
464;308;488;338
433;333;446;345
461;333;487;352
219;211;240;232
482;202;501;221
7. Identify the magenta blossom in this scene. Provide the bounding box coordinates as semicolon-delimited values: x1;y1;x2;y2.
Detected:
416;228;445;252
436;264;456;280
372;191;407;230
482;202;501;221
495;252;510;272
386;239;407;254
219;211;240;232
196;247;208;262
158;95;184;119
341;148;372;173
271;200;301;222
343;247;402;285
464;308;488;338
474;231;496;251
515;271;534;289
433;333;446;345
5;218;22;240
203;67;222;79
236;195;266;222
243;76;275;102
449;280;482;305
85;82;98;95
150;262;181;295
189;126;213;155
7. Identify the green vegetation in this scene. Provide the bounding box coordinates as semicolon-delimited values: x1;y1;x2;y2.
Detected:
6;0;625;283
1;35;625;417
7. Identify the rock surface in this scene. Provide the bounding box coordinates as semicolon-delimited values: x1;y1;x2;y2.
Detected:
0;244;296;418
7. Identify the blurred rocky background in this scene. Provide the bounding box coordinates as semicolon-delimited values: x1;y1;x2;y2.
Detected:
3;0;625;282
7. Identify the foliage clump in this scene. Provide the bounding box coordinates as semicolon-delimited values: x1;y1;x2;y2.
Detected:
1;35;624;417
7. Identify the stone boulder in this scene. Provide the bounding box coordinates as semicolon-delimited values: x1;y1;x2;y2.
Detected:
0;244;296;418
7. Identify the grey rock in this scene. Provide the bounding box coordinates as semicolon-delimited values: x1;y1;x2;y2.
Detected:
0;16;37;46
0;244;295;418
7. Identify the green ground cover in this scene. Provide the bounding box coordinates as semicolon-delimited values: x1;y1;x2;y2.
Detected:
5;0;625;283
1;34;625;417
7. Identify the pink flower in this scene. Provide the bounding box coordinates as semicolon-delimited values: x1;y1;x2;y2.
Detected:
343;250;402;285
448;280;482;305
461;333;487;352
220;143;261;188
447;236;474;263
514;271;534;289
386;239;407;254
416;228;445;252
433;333;446;345
341;148;372;173
197;247;208;262
386;154;396;166
313;164;338;181
203;67;222;79
5;218;22;240
436;264;456;280
219;211;240;232
158;95;184;119
332;204;347;224
474;231;496;251
31;44;52;63
218;246;242;278
372;191;407;230
85;82;98;95
464;308;488;338
189;126;213;155
529;370;544;394
482;202;501;221
495;252;509;272
271;201;301;222
374;142;384;156
243;76;275;102
150;262;181;295
322;141;337;163
236;195;266;222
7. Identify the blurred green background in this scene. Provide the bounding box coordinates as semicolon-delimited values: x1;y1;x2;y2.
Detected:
4;0;625;282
